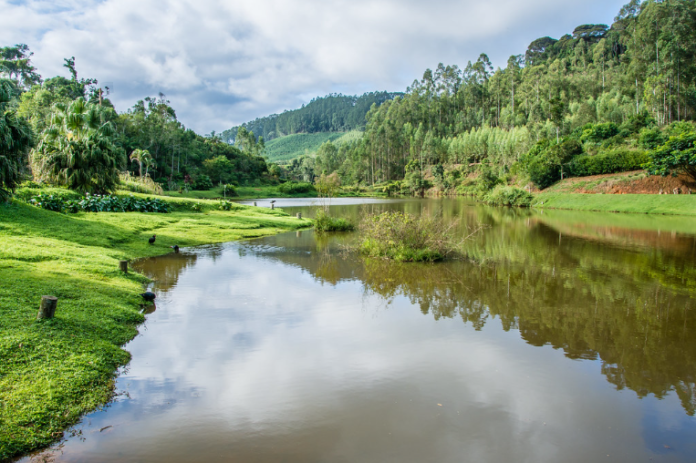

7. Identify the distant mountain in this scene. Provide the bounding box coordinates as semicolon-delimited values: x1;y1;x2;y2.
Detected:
221;91;401;143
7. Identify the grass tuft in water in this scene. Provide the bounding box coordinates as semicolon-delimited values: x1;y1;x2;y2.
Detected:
358;211;478;262
313;209;354;233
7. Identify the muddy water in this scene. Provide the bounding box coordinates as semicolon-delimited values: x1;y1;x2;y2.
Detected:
20;199;696;463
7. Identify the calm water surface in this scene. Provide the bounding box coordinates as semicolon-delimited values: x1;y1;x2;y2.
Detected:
20;198;696;463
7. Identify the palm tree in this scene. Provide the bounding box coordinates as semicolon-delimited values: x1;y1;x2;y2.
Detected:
130;148;152;179
0;79;33;201
31;97;124;193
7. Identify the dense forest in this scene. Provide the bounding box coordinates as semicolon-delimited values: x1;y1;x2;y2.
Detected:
0;49;271;198
284;0;696;197
220;92;401;144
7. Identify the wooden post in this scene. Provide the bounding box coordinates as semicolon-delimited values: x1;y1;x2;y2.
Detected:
254;202;257;206
37;296;58;319
296;212;302;219
119;260;128;273
271;203;275;210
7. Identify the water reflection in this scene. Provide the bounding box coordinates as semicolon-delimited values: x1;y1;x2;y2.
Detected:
20;198;696;463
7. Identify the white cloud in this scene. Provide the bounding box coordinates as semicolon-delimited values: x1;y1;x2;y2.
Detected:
1;0;626;133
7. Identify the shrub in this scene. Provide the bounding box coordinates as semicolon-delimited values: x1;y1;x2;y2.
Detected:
568;149;648;177
358;211;473;262
278;181;315;194
313;209;354;233
218;200;237;211
639;128;667;150
193;175;213;190
645;130;696;181
29;193;170;213
191;202;203;212
483;186;533;207
222;184;237;197
580;122;620;144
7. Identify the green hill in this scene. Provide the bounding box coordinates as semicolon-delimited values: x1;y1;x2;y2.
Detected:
265;130;362;163
221;92;400;144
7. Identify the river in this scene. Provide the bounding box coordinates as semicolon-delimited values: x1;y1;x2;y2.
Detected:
18;198;696;463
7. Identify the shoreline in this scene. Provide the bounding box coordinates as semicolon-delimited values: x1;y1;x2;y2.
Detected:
0;196;311;461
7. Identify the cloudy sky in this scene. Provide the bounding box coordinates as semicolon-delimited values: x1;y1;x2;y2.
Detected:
1;0;627;134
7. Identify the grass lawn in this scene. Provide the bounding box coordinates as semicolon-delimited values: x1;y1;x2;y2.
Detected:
533;192;696;216
0;194;310;460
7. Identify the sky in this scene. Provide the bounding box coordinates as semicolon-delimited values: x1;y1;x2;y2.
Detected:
1;0;628;134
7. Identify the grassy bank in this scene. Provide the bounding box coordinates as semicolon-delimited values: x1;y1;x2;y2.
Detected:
533;193;696;216
0;194;311;460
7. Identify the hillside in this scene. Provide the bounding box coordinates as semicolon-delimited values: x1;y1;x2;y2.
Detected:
221;92;400;143
265;130;362;163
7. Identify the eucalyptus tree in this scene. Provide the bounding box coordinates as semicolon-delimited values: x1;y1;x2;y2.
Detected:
32;98;124;193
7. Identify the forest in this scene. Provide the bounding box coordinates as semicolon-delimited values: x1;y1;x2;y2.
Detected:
0;51;271;199
220;92;401;144
284;0;696;200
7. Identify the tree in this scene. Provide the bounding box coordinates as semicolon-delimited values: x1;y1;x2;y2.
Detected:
203;155;235;185
0;80;33;200
0;44;41;88
645;127;696;181
130;149;152;179
315;172;341;211
31;98;124;193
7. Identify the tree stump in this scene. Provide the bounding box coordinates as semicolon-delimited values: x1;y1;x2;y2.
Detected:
119;260;128;273
296;212;302;219
37;296;58;319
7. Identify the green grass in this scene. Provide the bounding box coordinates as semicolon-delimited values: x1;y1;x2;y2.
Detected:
265;131;362;163
533;193;696;215
0;194;311;460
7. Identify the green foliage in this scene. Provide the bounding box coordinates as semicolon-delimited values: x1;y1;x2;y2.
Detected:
644;129;696;181
278;181;315;194
218;200;237;211
221;92;400;144
483;186;534;207
264;132;346;163
119;172;163;195
522;139;583;188
0;79;33;200
578;122;619;144
31;98;124;193
358;211;465;262
569;149;648;177
639;127;667;150
193;174;213;190
29;193;170;213
313;209;354;233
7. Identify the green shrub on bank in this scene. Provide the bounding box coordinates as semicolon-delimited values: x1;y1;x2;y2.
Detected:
313;209;354;233
29;193;170;213
358;211;466;262
278;181;315;194
568;149;648;177
483;186;533;207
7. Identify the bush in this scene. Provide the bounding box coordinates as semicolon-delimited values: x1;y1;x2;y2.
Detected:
278;181;315;194
218;200;238;211
568;149;648;177
522;139;583;189
358;211;471;262
645;130;696;181
483;186;533;207
313;209;354;233
193;175;213;190
579;122;620;144
29;193;170;213
639;128;667;150
222;184;237;197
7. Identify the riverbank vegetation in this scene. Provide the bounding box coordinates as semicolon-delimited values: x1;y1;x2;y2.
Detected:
0;194;310;460
261;1;696;209
358;211;472;262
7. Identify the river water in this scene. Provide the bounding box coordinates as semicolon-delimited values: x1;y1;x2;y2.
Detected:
18;198;696;463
